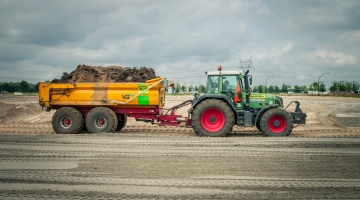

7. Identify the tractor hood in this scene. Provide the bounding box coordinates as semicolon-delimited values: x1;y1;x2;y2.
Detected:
246;93;284;108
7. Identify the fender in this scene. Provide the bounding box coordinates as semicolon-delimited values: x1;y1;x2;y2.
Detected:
191;94;236;112
254;104;279;125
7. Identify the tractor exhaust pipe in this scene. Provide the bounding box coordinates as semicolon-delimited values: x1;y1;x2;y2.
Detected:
244;70;251;111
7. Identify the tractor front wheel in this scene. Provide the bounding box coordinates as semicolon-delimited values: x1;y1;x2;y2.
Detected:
260;108;293;136
192;99;234;137
256;121;262;132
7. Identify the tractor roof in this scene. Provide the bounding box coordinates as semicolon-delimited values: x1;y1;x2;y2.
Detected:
206;70;242;76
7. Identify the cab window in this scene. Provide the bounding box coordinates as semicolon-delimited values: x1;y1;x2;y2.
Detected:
222;76;237;92
206;76;219;94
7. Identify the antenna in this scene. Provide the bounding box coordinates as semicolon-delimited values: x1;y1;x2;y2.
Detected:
238;57;254;71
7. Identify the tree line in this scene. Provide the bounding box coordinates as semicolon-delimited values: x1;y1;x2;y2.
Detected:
1;80;358;94
0;81;40;93
169;81;359;94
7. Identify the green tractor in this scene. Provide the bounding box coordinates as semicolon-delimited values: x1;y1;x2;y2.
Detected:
190;67;306;137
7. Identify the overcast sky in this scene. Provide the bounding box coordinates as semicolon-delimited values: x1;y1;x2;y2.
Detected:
1;0;360;88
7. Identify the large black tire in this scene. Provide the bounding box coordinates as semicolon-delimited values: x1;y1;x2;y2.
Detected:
256;121;262;132
192;99;235;137
52;107;83;134
260;108;293;137
115;114;127;132
85;107;118;133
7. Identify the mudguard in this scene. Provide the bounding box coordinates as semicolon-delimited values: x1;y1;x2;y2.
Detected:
190;94;236;113
254;104;279;125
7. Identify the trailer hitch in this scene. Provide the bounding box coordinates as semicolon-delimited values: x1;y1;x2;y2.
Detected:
164;99;193;115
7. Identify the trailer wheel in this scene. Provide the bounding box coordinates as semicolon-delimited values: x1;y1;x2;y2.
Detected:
192;99;234;137
86;107;118;133
116;114;127;132
260;108;293;136
52;107;83;134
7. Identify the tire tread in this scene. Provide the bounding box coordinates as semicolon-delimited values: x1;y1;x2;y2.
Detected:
192;99;234;137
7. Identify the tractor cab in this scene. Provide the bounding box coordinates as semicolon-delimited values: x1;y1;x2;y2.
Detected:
204;66;284;110
205;66;247;110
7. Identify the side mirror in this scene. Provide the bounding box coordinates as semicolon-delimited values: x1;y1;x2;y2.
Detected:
250;76;252;85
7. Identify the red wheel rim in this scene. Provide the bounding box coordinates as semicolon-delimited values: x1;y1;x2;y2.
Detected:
95;117;106;128
200;108;225;132
268;114;286;134
60;117;72;128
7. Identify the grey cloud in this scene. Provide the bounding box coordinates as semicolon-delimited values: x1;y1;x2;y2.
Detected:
0;0;359;86
279;0;360;31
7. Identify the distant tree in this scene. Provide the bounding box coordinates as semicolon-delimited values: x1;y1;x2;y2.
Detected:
338;81;347;91
345;82;352;92
330;81;338;92
188;86;193;93
274;86;280;93
330;81;359;92
351;81;360;92
309;82;318;91
252;86;259;93
300;85;308;93
20;80;30;92
267;85;274;93
319;81;326;93
258;85;264;93
12;82;21;92
194;86;198;92
281;84;288;93
2;82;10;92
175;83;180;94
197;84;206;93
181;85;186;92
293;85;301;93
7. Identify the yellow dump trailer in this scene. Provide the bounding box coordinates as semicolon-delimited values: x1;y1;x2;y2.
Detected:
39;77;165;109
39;78;190;134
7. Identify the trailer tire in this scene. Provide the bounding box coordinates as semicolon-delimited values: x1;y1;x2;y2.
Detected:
52;107;84;134
116;114;127;132
192;99;234;137
260;108;293;137
86;107;118;133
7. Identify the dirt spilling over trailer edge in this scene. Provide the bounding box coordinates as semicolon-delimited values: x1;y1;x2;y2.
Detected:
51;64;157;83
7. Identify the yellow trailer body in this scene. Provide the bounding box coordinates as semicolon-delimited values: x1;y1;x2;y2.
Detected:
39;78;165;109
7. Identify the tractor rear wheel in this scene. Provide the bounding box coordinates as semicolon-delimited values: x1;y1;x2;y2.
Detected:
52;107;83;134
116;114;127;131
260;108;293;136
86;107;118;133
192;99;234;137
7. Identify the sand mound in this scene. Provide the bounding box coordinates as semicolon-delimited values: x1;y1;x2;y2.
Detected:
0;102;42;123
327;91;359;97
51;64;157;83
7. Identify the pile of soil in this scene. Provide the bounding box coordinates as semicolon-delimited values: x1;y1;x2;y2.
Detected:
0;102;42;123
327;91;359;97
51;64;157;83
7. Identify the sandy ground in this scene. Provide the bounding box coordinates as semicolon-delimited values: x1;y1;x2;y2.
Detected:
1;94;360;199
0;94;359;137
1;133;360;199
